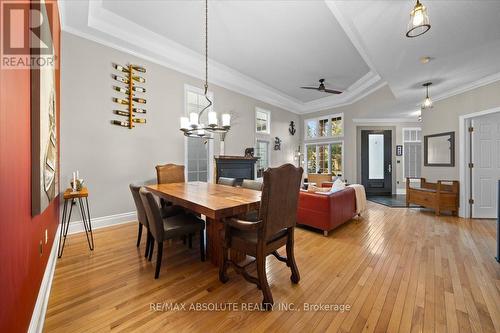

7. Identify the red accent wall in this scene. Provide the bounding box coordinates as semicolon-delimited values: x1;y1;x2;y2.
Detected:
0;1;61;331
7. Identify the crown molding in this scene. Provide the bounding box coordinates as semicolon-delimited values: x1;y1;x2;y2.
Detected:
433;71;500;103
353;118;421;124
57;0;386;114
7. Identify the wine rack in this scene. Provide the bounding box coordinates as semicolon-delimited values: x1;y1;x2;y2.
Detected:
111;63;146;129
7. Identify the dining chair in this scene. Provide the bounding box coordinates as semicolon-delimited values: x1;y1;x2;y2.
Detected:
155;163;185;217
241;179;263;191
217;177;237;186
139;187;206;279
219;164;303;310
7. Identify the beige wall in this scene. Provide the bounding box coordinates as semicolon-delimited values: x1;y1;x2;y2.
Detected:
61;32;299;219
421;80;500;181
300;85;421;193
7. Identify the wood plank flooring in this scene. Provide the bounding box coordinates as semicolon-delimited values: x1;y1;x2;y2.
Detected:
44;202;500;332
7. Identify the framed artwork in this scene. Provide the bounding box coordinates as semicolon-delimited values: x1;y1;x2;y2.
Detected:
31;0;58;216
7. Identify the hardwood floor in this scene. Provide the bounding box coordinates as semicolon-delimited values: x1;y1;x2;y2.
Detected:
44;202;500;332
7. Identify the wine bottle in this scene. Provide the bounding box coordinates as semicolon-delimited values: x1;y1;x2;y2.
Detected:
131;65;146;73
132;97;146;104
113;97;129;105
132;118;146;123
113;63;129;73
112;74;128;84
113;86;129;95
133;108;147;114
133;86;146;93
111;120;132;127
132;75;146;83
113;110;130;117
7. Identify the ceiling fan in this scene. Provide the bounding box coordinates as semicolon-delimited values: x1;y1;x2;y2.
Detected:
300;79;342;94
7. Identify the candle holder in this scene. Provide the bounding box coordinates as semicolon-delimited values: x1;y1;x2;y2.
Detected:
70;179;84;192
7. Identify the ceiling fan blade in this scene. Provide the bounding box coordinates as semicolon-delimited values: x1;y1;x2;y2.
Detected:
300;86;320;90
323;89;343;94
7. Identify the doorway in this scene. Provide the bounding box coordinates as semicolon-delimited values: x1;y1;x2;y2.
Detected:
470;112;500;218
361;130;392;196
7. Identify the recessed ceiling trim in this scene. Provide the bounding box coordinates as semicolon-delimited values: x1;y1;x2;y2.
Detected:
353;118;421;124
56;0;386;114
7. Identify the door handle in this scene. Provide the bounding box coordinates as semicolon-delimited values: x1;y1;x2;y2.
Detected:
388;164;392;174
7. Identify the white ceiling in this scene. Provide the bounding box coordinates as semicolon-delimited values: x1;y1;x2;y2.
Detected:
59;0;500;117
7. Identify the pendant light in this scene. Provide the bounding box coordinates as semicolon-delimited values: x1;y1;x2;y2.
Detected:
179;0;230;139
421;82;433;110
406;0;431;38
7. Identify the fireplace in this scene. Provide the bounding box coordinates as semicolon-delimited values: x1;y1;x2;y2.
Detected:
214;156;259;185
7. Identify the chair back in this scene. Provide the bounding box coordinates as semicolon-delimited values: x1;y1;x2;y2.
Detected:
139;188;164;242
129;184;149;228
259;164;303;241
241;179;263;191
217;177;237;186
156;164;185;184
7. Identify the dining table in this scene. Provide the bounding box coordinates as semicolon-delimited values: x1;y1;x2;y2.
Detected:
146;182;261;266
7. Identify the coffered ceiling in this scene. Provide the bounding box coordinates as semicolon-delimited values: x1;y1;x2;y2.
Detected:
59;0;500;117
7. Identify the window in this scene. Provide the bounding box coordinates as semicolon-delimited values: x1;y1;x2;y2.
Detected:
305;142;343;176
255;140;269;178
185;86;213;182
256;108;270;134
305;113;343;140
403;128;422;179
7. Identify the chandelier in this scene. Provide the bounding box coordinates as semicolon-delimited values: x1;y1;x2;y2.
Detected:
406;0;431;38
180;0;230;139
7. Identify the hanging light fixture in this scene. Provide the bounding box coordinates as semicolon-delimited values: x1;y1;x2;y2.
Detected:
406;0;431;38
421;82;433;110
180;0;230;139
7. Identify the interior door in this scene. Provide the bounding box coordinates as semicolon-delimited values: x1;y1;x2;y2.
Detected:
361;130;392;196
472;112;500;218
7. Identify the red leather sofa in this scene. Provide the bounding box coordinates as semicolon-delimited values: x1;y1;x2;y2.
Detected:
297;187;357;236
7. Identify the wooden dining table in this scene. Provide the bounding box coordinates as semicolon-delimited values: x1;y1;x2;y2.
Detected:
146;182;261;266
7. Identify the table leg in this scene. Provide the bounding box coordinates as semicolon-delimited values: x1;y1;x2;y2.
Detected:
205;217;245;266
58;198;74;258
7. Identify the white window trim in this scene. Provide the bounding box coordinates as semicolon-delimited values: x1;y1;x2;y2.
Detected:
402;127;422;182
184;84;214;183
304;140;344;177
255;138;271;179
255;107;271;135
304;112;344;141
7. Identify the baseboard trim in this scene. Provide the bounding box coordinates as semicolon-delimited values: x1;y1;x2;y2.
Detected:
28;224;61;333
67;211;137;235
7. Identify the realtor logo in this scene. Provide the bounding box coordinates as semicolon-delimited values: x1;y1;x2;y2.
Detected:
1;1;57;69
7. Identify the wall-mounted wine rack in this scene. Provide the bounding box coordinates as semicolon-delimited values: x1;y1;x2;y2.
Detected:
111;63;146;129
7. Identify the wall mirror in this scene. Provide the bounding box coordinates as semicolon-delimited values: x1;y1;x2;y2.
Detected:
424;131;455;167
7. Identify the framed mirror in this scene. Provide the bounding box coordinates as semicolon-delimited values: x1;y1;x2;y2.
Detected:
424;132;455;167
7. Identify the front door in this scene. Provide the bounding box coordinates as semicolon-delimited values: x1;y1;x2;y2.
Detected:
361;130;392;196
471;112;500;218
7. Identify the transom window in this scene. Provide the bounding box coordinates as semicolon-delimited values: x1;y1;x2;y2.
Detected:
305;142;343;176
255;108;271;134
305;113;343;139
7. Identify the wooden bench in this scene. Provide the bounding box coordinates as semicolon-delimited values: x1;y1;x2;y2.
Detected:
406;177;459;216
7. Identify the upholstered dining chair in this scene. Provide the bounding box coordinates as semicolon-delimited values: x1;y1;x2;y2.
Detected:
217;177;237;186
219;164;303;310
139;188;206;279
241;179;263;191
130;180;185;259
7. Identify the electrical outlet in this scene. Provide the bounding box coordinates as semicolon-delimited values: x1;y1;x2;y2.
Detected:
45;229;48;244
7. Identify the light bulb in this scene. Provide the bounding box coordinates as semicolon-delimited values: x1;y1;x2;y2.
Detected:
222;113;231;127
412;9;424;26
180;117;190;130
189;112;199;127
208;111;217;126
423;97;432;108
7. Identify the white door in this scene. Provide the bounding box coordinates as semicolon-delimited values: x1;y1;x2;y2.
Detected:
472;112;500;218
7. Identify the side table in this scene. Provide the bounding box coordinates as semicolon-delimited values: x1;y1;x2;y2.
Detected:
58;187;95;258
